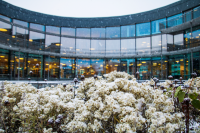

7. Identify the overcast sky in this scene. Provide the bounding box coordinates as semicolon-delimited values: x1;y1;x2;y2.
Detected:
4;0;179;18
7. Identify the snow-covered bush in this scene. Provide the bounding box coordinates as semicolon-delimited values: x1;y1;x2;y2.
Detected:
0;71;199;132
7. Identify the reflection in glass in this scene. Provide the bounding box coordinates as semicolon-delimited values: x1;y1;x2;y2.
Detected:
169;54;190;79
191;26;200;48
76;39;90;55
151;18;166;34
167;14;182;28
46;26;60;34
45;56;59;79
136;37;150;54
121;25;135;37
161;56;168;79
27;54;43;79
13;19;28;27
152;57;161;79
121;39;135;55
193;6;200;19
91;40;105;55
162;34;167;52
121;59;134;74
106;27;120;38
60;57;74;79
61;37;75;54
13;26;29;39
152;35;161;52
167;34;173;51
45;35;60;53
0;21;11;35
77;59;91;78
106;59;120;73
61;28;75;36
0;14;11;22
13;52;27;79
91;28;105;38
174;33;184;50
76;28;90;37
30;23;45;31
91;59;104;76
184;29;191;49
0;49;9;79
29;31;45;50
30;31;45;43
137;58;151;80
106;40;120;55
193;52;200;76
184;11;192;22
136;22;150;36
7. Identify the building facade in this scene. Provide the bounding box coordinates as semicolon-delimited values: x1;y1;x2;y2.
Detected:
0;0;200;80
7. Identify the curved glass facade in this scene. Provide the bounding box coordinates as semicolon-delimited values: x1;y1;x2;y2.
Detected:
0;3;200;80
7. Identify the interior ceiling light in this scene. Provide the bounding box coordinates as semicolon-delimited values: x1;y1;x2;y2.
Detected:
0;28;7;32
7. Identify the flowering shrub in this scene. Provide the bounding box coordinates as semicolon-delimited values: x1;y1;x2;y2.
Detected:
0;71;199;132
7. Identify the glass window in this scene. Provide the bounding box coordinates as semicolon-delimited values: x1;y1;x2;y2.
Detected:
184;11;192;22
12;26;29;40
27;54;43;79
193;52;200;77
30;23;45;31
12;52;27;79
152;57;162;79
0;21;11;35
174;33;184;50
91;39;105;55
121;39;135;55
192;26;200;48
121;59;134;74
0;14;11;22
29;31;45;51
46;26;60;34
161;56;168;80
184;29;191;49
137;58;151;80
169;54;190;79
136;37;150;54
13;19;28;27
193;6;200;19
91;28;105;38
106;27;120;38
91;59;105;76
77;59;91;78
61;37;75;54
29;31;45;43
136;22;150;36
167;34;173;51
106;59;120;73
0;49;9;79
45;35;60;53
60;57;75;79
76;39;90;55
162;34;167;52
61;27;75;36
106;39;120;55
152;35;161;53
45;56;59;79
121;25;135;37
151;18;166;34
76;28;90;37
167;13;182;28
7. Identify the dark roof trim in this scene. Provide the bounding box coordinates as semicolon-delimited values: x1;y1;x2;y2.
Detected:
0;0;200;28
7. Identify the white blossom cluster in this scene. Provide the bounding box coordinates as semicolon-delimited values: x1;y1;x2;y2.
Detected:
0;71;188;132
